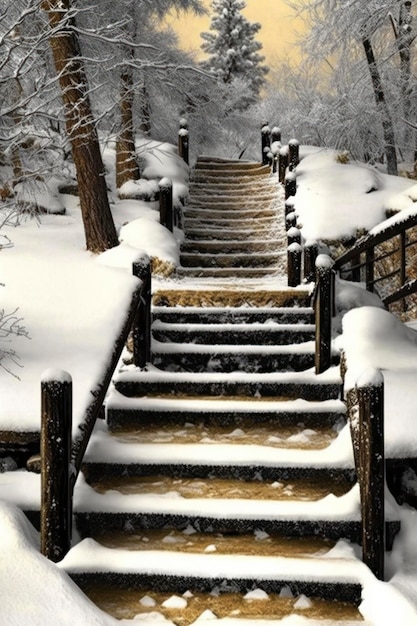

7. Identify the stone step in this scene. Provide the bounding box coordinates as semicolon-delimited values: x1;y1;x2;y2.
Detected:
181;240;281;254
184;227;278;241
72;476;400;547
179;251;284;269
106;394;347;432
113;366;342;402
152;305;315;325
183;208;276;219
188;195;277;206
152;289;312;308
151;341;317;373
152;320;315;345
195;159;264;169
192;166;270;180
184;212;278;227
176;266;285;279
82;418;353;483
64;539;366;609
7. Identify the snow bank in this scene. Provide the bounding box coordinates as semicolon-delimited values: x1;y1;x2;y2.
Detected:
0;501;116;626
295;148;413;240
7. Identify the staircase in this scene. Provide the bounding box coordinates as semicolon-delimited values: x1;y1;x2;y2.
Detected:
63;157;398;623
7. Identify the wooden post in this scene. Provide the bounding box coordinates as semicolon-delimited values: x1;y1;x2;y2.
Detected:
279;146;289;184
365;247;375;292
315;255;334;374
132;255;152;368
304;240;319;282
288;242;302;287
271;127;281;143
261;123;271;165
288;139;300;170
285;171;296;199
178;118;189;165
159;178;173;232
350;252;361;282
357;369;385;580
285;212;297;231
41;370;72;562
400;231;407;312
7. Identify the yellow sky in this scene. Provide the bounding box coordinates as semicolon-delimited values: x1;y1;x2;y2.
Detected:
166;0;304;67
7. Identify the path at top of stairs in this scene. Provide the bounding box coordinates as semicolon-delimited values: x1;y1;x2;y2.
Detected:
64;157;399;624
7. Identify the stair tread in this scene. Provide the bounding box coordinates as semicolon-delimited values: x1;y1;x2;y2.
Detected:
115;365;342;385
84;422;353;468
151;340;316;354
61;535;369;586
75;475;363;519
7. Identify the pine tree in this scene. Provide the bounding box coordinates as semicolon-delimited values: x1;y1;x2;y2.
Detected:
201;0;268;106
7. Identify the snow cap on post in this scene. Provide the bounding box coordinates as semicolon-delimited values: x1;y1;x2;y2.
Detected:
158;177;172;190
41;368;72;384
356;367;384;389
315;254;334;271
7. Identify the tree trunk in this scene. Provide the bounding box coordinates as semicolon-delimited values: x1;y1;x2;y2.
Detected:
42;0;118;253
138;79;152;136
362;37;398;176
396;1;416;162
116;63;140;189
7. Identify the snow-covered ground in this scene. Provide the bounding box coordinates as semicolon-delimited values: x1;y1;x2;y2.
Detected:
2;143;417;624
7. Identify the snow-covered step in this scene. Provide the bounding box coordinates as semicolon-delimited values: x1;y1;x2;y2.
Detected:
63;537;367;608
181;240;282;253
194;159;265;170
106;394;347;432
183;207;277;219
73;478;400;547
152;305;315;325
152;320;315;345
176;266;285;279
82;418;354;483
184;226;279;241
188;196;278;208
183;215;277;226
152;289;312;309
151;340;317;373
179;251;284;269
192;166;270;180
113;366;342;401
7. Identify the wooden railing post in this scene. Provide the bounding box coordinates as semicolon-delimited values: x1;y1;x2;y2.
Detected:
278;146;289;184
159;178;173;232
270;127;281;174
285;211;297;231
178;118;189;164
365;246;375;292
288;242;302;287
288;139;300;170
261;123;271;165
41;370;72;562
287;226;301;247
132;255;151;368
315;255;335;374
356;369;385;580
285;171;296;199
304;240;319;283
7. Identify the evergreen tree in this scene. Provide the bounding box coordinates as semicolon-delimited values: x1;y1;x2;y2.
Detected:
201;0;268;106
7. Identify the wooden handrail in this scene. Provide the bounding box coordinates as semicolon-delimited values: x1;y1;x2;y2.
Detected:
334;211;417;309
41;253;151;560
334;213;417;269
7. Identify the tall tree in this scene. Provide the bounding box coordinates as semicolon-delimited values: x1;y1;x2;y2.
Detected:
286;0;403;174
201;0;268;108
42;0;118;253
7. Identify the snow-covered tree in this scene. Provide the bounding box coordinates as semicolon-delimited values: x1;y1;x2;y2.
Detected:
285;0;417;174
200;0;268;108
